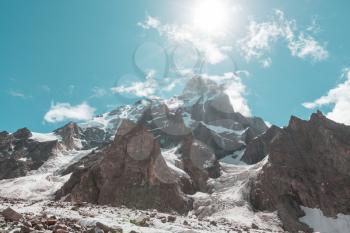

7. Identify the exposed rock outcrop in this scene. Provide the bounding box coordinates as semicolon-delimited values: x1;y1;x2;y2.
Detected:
241;125;282;164
56;120;193;214
0;128;59;180
177;135;221;192
249;111;350;232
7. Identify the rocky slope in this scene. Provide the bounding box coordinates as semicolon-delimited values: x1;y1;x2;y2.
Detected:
56;120;194;214
0;128;59;180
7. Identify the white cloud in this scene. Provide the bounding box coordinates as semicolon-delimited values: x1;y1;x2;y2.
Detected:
260;58;272;68
137;15;161;29
44;102;95;123
303;69;350;125
111;70;158;98
239;10;328;64
288;33;328;61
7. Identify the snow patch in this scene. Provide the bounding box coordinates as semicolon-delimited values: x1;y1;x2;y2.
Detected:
30;132;61;142
299;206;350;233
219;149;246;165
162;147;189;178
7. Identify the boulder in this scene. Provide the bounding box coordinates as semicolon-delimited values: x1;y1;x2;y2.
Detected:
1;207;22;222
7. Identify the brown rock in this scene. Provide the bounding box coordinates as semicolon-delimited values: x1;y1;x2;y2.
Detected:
46;218;57;226
131;214;150;227
95;222;123;233
167;215;176;223
210;220;217;226
54;229;69;233
56;120;193;214
1;207;22;222
178;136;220;192
251;223;259;229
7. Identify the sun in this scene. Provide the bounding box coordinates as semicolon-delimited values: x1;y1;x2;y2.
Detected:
191;0;230;35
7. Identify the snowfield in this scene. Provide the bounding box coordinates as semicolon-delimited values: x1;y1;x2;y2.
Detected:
0;149;92;200
190;157;283;232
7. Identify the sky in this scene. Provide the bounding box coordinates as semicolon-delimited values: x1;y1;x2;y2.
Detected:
1;0;350;132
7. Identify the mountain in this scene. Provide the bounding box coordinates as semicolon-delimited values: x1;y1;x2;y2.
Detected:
247;111;350;232
0;76;350;233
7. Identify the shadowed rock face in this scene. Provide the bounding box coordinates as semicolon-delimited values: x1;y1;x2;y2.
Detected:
0;128;59;180
177;135;221;193
56;120;193;214
241;125;282;164
138;101;192;149
249;112;350;233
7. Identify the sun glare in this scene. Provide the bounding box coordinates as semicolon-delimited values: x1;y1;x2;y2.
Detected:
192;0;230;35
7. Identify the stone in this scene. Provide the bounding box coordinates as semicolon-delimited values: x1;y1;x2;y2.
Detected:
95;222;123;233
46;218;57;226
210;220;217;226
1;207;22;222
167;215;176;223
131;214;150;227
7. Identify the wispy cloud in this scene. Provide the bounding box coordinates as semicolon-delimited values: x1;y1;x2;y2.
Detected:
39;85;51;93
303;69;350;125
239;10;328;65
90;86;107;99
68;85;75;95
288;33;328;62
111;70;158;98
7;90;31;99
44;102;95;123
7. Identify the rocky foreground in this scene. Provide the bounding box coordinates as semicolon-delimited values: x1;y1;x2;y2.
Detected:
0;198;285;233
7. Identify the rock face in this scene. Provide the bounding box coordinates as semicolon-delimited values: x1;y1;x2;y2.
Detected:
241;125;282;164
249;112;350;233
0;128;59;180
177;135;221;192
56;120;193;214
54;122;107;150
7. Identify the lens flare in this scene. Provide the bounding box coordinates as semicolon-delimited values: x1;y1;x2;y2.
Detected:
191;0;230;35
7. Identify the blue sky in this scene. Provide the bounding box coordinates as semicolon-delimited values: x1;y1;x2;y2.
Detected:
1;0;350;132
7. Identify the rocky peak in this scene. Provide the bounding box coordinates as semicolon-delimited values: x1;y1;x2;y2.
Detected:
12;128;32;140
181;76;221;98
56;119;193;213
54;122;83;150
249;112;350;232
